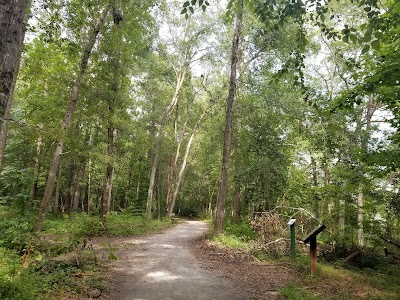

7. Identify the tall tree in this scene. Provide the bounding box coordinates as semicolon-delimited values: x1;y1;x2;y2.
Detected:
214;0;243;236
0;0;31;172
33;4;111;231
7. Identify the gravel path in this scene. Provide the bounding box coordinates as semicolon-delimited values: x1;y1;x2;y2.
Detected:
106;221;248;300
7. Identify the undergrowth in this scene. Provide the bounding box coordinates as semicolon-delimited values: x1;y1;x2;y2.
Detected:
0;208;173;299
212;218;400;300
213;218;258;250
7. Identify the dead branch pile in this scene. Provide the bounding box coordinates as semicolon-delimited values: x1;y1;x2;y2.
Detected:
249;210;312;257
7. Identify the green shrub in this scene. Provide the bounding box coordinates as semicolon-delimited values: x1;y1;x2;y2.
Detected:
223;219;258;242
0;247;38;300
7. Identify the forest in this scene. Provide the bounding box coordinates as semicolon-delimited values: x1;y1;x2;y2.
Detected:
0;0;399;299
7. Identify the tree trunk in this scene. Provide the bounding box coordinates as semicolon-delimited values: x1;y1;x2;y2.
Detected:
71;133;89;212
214;0;243;236
146;66;187;218
54;162;62;214
165;121;187;216
233;184;241;224
0;0;31;173
101;127;116;217
72;161;85;212
339;199;345;239
311;156;319;219
63;161;75;214
136;158;142;203
30;128;43;201
356;98;376;247
357;186;364;247
33;5;110;232
83;164;91;213
167;100;215;218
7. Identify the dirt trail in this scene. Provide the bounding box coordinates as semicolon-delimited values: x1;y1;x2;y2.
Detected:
105;221;248;300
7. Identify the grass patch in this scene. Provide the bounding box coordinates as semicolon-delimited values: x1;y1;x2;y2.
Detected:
280;284;321;300
43;212;174;237
212;218;258;250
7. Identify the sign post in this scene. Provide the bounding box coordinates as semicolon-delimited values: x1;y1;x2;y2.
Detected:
287;218;296;259
303;224;326;276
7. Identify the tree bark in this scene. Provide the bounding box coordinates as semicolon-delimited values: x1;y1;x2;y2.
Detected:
33;5;110;231
357;186;364;247
356;97;376;247
146;66;187;218
54;162;62;214
165;121;187;216
72;161;86;212
214;0;243;236
167;101;215;217
0;0;31;173
233;184;241;224
63;161;75;213
83;159;91;213
30;128;43;201
101;127;116;217
311;156;320;219
339;199;345;239
71;133;89;212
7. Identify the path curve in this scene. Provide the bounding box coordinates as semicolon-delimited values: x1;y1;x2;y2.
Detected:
107;221;247;300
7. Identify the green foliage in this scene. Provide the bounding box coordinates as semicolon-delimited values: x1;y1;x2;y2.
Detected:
0;208;35;252
224;219;258;241
105;212;173;236
0;247;37;300
0;211;172;299
214;219;258;249
43;212;173;238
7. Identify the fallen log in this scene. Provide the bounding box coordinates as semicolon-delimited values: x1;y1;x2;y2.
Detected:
343;250;361;263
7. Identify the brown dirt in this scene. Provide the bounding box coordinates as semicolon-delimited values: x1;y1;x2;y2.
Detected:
192;238;299;300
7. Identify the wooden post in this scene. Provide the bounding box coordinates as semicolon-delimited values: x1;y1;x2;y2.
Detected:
288;219;296;259
310;235;317;275
303;224;326;277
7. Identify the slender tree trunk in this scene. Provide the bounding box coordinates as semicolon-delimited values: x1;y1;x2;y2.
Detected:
146;66;187;218
122;165;133;209
72;161;85;212
214;0;243;236
54;162;62;214
0;0;31;173
233;184;241;224
30;128;43;200
166;120;187;216
101;127;116;217
71;133;89;212
83;159;91;213
63;161;75;213
167;101;214;217
339;199;345;239
311;156;320;219
136;159;142;203
33;5;110;232
356;98;376;247
357;186;364;247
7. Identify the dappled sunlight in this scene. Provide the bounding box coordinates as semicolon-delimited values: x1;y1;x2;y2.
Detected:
162;244;176;249
126;239;148;245
146;270;182;281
